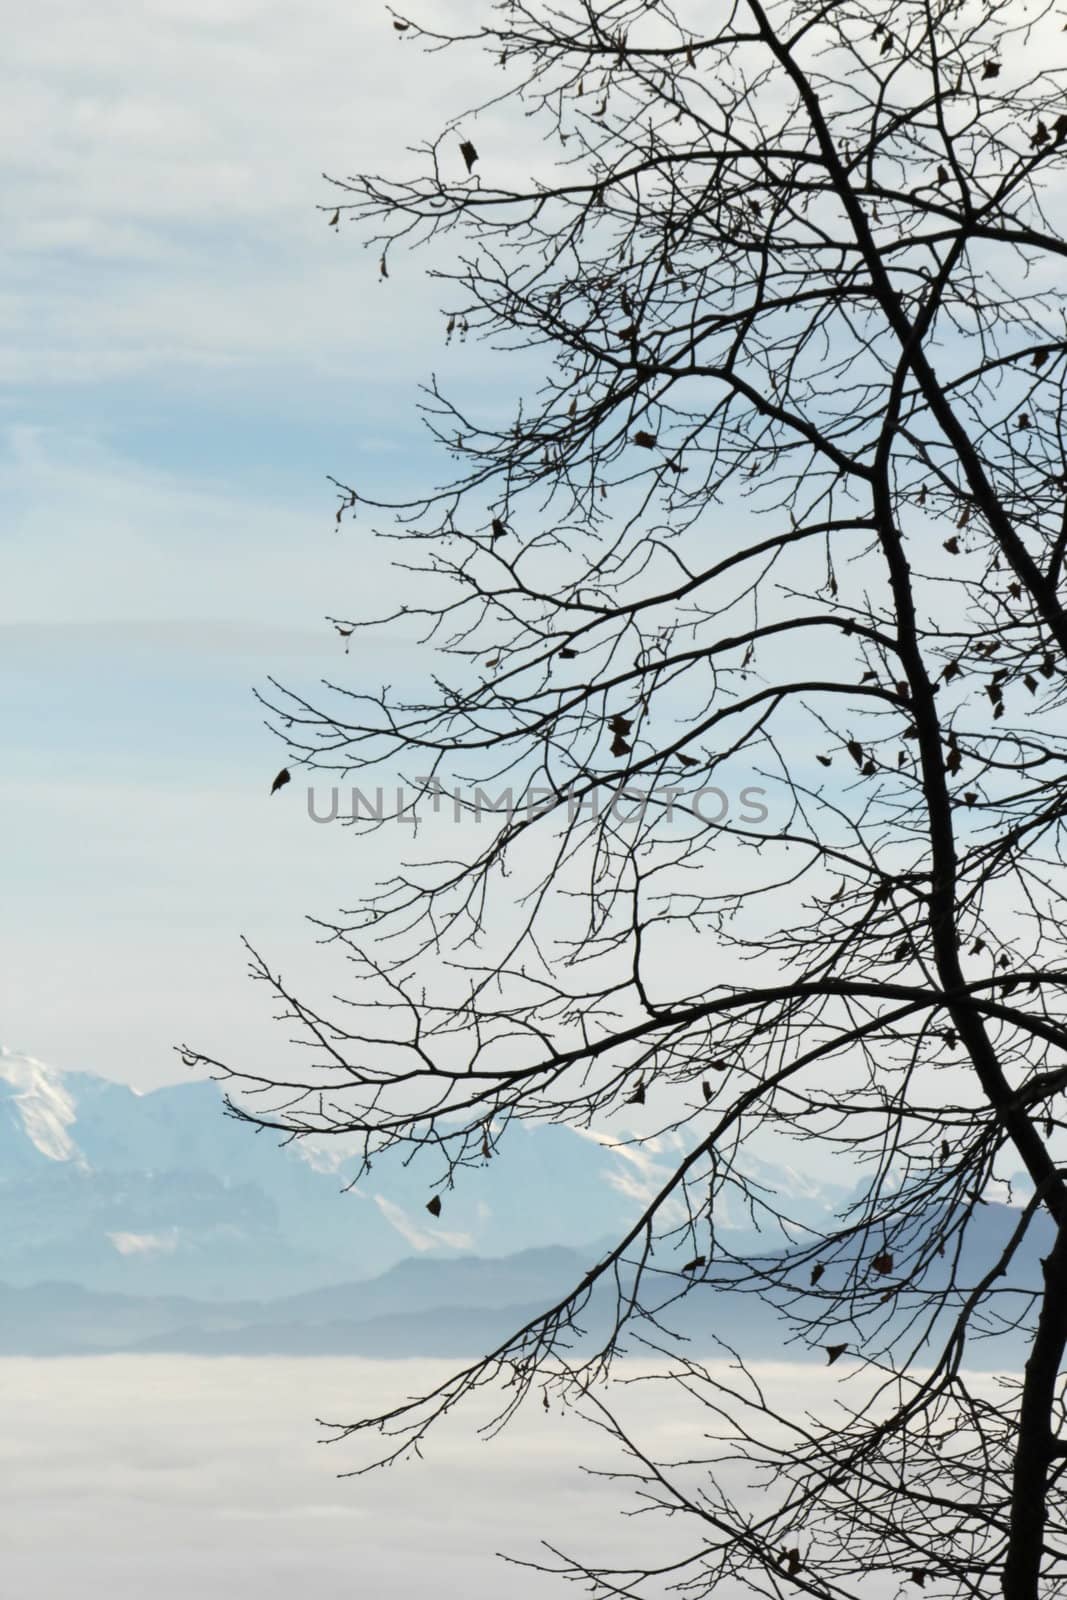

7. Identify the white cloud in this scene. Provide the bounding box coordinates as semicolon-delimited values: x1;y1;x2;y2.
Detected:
2;0;504;387
107;1229;180;1257
0;1354;1006;1598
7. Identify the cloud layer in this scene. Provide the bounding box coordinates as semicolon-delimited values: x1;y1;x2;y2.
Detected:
0;1353;953;1597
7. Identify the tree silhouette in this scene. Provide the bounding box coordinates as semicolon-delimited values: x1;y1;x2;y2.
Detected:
183;2;1067;1596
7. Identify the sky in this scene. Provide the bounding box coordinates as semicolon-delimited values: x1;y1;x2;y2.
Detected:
2;0;509;1084
1;0;795;1091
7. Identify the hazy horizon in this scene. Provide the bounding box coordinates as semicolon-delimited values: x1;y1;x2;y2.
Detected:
1;1354;983;1598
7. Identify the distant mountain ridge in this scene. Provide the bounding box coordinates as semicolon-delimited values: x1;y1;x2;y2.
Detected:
0;1046;853;1301
0;1245;593;1357
2;1047;1039;1369
0;1048;617;1297
0;1220;1042;1365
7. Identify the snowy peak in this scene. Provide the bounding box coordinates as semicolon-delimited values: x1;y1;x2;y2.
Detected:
0;1044;857;1301
0;1047;82;1164
0;1045;641;1297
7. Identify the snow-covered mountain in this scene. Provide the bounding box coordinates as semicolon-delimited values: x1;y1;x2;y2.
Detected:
0;1046;853;1300
0;1049;1047;1365
0;1048;597;1296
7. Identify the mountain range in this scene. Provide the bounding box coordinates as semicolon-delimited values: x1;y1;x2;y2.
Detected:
0;1045;852;1299
0;1046;621;1298
0;1047;1044;1364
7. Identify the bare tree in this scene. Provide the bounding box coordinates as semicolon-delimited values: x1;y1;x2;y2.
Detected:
183;2;1067;1596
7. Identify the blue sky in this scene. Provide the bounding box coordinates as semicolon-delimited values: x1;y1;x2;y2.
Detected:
2;0;494;1083
1;0;850;1090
